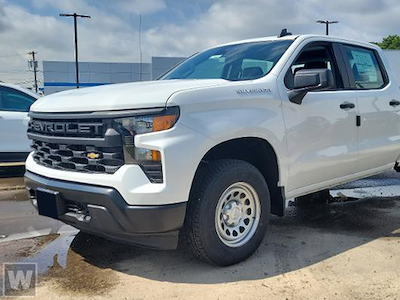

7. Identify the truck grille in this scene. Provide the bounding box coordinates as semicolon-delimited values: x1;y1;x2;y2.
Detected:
31;140;124;174
28;117;124;174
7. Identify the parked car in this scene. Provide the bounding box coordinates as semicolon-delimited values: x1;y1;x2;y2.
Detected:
0;83;39;166
24;34;400;266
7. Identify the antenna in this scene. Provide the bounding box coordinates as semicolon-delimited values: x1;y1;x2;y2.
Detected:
278;28;292;38
139;14;142;81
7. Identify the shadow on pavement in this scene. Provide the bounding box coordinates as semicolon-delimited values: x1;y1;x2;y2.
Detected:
52;196;400;285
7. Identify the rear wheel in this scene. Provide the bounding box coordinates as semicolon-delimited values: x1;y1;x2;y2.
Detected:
183;159;270;266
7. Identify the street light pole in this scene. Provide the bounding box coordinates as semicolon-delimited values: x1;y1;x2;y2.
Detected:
316;20;338;35
60;13;91;89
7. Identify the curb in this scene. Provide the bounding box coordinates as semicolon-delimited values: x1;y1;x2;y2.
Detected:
0;185;25;191
0;189;28;202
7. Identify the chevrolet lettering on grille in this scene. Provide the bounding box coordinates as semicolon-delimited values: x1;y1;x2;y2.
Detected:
29;121;103;135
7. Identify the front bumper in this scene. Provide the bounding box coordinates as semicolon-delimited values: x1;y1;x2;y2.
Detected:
24;171;187;250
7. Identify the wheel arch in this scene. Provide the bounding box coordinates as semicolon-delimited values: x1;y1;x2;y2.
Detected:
189;137;285;216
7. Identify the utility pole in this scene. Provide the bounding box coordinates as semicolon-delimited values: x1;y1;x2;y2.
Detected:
27;51;38;93
60;13;91;88
316;20;338;35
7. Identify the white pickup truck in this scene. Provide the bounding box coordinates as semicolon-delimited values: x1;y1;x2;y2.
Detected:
25;34;400;266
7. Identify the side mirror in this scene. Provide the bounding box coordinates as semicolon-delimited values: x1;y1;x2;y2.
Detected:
287;69;334;104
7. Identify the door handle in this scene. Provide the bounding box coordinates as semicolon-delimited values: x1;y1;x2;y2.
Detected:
390;100;400;107
340;102;355;110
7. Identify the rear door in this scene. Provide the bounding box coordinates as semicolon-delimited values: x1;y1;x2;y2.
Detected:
340;44;400;171
0;86;36;160
280;41;359;193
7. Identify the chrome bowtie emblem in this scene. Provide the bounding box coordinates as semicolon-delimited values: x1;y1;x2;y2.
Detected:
86;152;100;159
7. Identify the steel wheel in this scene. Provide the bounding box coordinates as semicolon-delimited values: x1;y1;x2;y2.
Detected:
215;182;261;247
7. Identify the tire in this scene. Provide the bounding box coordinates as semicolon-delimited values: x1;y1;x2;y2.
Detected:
183;159;271;266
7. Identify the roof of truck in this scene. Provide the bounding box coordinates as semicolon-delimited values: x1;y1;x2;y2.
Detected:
216;34;379;51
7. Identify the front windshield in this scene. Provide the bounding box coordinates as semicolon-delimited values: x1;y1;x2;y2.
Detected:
161;40;293;81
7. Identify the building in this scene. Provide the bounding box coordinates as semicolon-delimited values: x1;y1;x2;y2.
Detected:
42;50;400;95
43;56;186;95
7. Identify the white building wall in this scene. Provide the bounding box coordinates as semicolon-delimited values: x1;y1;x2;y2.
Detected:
151;56;186;79
43;61;152;95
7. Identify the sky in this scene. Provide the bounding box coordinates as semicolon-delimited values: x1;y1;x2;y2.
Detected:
0;0;399;89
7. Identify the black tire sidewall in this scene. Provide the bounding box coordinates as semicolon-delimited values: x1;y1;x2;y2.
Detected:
197;161;270;266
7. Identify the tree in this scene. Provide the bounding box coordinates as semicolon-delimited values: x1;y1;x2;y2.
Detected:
372;35;400;50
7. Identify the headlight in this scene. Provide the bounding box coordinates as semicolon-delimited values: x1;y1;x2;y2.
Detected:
114;107;179;164
115;110;179;135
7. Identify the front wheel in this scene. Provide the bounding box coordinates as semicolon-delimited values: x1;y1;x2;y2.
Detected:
183;159;270;266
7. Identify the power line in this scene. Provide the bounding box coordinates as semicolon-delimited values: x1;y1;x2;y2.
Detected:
0;70;31;74
13;80;36;85
0;53;25;58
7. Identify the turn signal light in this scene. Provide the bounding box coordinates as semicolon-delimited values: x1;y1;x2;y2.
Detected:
153;115;178;132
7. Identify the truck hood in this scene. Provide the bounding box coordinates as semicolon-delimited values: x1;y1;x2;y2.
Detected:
31;79;229;113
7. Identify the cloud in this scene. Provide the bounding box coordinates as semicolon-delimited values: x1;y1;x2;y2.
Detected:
117;0;167;14
0;1;8;33
142;0;315;56
1;0;400;88
141;0;400;56
32;0;167;16
0;0;142;85
324;0;389;14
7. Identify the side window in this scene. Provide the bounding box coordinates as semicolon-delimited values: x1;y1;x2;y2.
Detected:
285;43;343;90
0;87;36;112
342;45;385;89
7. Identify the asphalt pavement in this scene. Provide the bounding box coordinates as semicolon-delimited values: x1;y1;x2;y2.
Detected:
0;169;399;243
0;169;399;299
